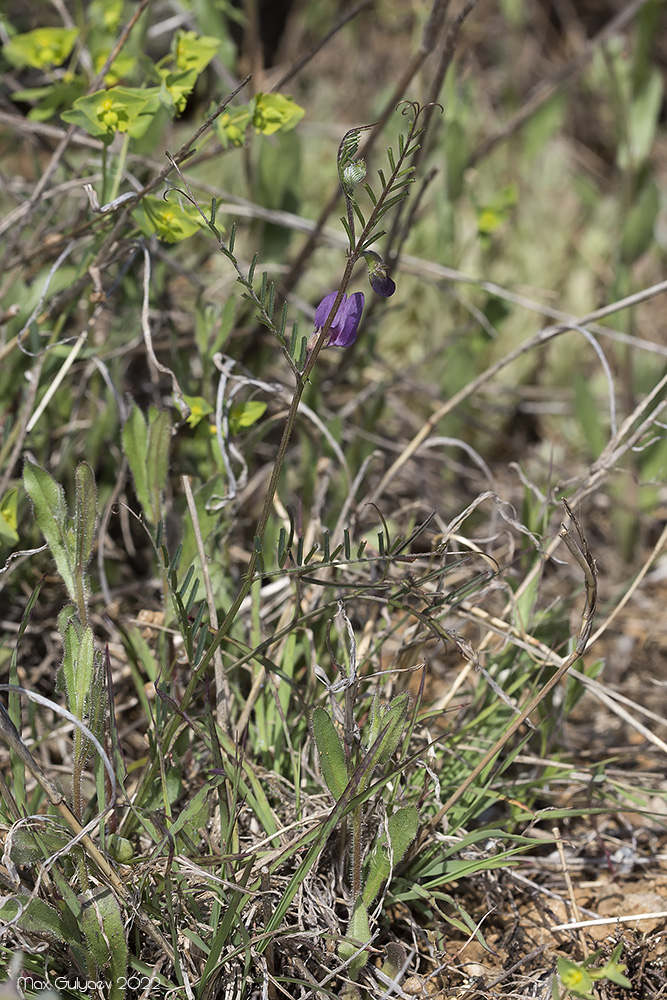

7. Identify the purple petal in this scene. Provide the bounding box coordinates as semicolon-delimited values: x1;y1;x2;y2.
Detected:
314;291;342;330
327;291;364;347
370;273;396;297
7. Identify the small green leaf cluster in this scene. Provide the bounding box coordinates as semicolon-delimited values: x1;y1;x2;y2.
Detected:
216;92;305;147
4;26;78;71
131;194;205;243
556;943;632;999
4;11;223;137
62;85;161;143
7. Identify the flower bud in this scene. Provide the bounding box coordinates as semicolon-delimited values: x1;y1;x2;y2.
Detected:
363;251;396;297
341;159;366;196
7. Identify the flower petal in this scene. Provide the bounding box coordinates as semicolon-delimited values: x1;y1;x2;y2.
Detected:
314;291;342;330
327;291;364;347
369;272;396;297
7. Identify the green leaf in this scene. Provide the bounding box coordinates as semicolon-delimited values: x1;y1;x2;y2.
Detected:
183;395;214;429
619;67;663;169
228;400;267;433
59;614;96;719
7;817;76;867
557;958;595;999
620;177;659;264
80;887;128;1000
122;406;171;523
61;86;160;144
23;459;75;602
156;68;199;115
74;462;97;576
0;487;19;544
573;373;606;458
362;805;419;906
339;898;370;979
132;194;205;243
174;30;220;73
312;706;348;801
0;894;70;942
122;405;150;517
364;692;409;770
252;92;305;136
13;76;86;122
4;27;78;69
146;408;171;523
599;943;632;988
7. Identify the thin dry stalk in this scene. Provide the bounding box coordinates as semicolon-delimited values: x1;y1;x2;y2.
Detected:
414;502;597;844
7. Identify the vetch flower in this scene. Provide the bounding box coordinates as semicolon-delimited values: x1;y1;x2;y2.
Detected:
312;291;365;348
364;250;396;298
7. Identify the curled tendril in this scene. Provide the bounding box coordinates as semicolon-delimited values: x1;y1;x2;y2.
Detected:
396;100;444;123
162;185;197;209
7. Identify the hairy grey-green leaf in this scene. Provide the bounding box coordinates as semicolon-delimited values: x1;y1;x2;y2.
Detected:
146;408;171;523
80;887;128;1000
338;897;370;979
121;404;150;516
0;894;70;943
23;459;76;601
362;805;418;907
74;461;97;575
365;692;409;769
312;706;348;801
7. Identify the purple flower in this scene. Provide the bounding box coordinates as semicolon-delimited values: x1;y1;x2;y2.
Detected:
364;251;396;298
313;291;365;348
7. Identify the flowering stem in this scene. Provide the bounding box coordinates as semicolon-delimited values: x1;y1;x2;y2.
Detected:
193;256;357;691
163;115;421;721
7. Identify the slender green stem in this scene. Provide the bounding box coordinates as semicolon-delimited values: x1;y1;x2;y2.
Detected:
351;805;363;900
107;132;130;206
136;114;421;775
